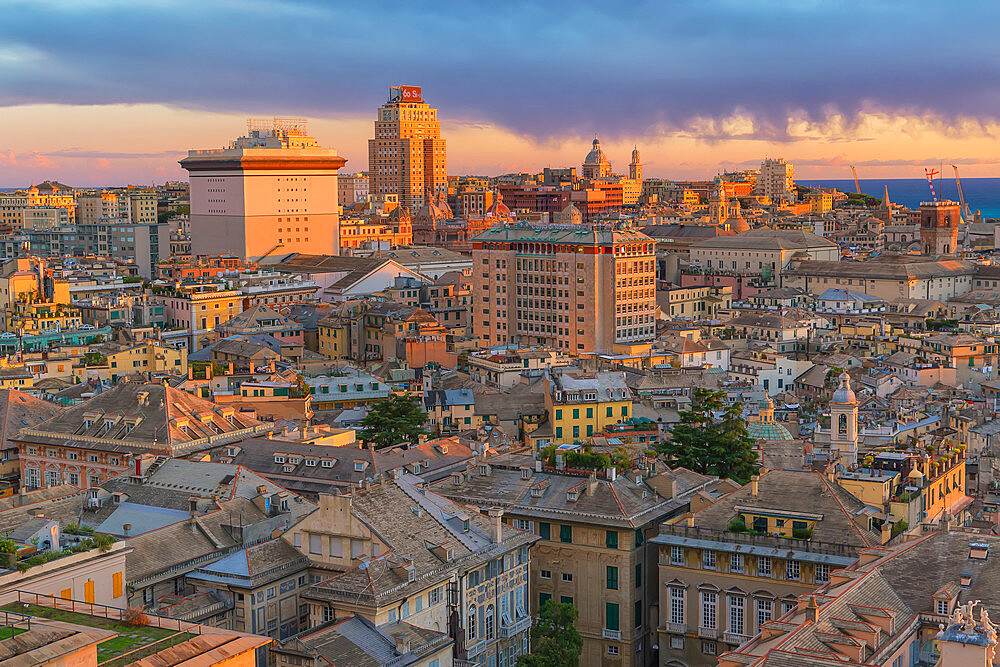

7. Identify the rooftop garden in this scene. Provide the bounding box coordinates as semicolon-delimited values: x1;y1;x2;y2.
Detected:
0;534;115;572
726;515;813;540
0;603;188;664
539;444;630;471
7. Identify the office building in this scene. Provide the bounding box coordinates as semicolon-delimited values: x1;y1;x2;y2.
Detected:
754;158;795;203
471;224;656;354
181;118;346;261
368;85;447;210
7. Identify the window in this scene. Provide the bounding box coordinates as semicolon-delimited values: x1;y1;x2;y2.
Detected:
702;550;716;570
485;605;495;640
635;563;642;587
670;546;684;565
701;592;717;630
540;570;551;579
702;641;717;655
560;525;572;543
815;563;829;583
753;516;767;532
936;599;949;615
728;596;745;636
670;587;684;625
539;522;550;540
758;557;772;577
756;598;773;629
562;572;573;583
730;553;744;573
309;535;322;555
560;596;573;605
634;528;643;546
467;606;476;639
607;645;619;655
539;593;551;606
670;636;683;650
606;602;620;631
782;601;796;616
606;566;618;590
606;530;618;549
635;598;643;628
786;560;800;581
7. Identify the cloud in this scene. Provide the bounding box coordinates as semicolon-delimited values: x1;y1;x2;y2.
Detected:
0;0;998;143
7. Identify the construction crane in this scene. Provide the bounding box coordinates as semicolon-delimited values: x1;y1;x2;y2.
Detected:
952;164;972;219
849;165;861;194
924;168;940;202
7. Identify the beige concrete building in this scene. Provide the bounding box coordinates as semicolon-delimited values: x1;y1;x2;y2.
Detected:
754;158;794;202
368;86;447;210
689;229;839;284
181;118;346;261
471;225;656;354
435;456;715;667
782;255;977;301
652;470;888;666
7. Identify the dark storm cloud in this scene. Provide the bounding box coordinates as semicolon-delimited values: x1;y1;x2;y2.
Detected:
2;0;999;139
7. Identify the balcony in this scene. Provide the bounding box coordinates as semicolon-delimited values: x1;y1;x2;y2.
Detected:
465;639;487;659
664;622;686;634
500;616;532;638
602;628;621;640
723;631;748;645
698;626;718;639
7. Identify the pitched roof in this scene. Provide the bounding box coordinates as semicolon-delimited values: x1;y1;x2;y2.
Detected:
0;388;62;451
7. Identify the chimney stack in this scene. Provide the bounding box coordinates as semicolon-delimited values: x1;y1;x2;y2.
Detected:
750;474;760;498
881;521;892;545
123;523;132;536
488;507;504;543
806;596;820;623
686;515;695;528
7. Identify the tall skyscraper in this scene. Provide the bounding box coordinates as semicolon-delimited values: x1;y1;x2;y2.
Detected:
368;86;447;211
181;118;346;261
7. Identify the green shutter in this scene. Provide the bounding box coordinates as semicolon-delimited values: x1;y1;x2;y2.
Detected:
560;525;572;543
539;522;550;539
605;531;618;549
540;592;552;607
606;566;619;590
606;602;620;631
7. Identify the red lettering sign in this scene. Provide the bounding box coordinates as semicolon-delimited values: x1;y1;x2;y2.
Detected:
400;85;422;102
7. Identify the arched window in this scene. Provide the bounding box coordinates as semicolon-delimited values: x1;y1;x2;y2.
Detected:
485;605;495;641
467;605;476;639
838;413;848;435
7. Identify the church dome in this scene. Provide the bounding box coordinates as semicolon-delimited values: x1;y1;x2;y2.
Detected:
726;215;750;233
584;137;610;167
631;145;640;162
832;372;857;404
747;421;793;441
485;191;511;220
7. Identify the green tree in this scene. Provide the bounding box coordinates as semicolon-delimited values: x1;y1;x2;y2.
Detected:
358;394;428;449
517;600;582;667
656;387;759;483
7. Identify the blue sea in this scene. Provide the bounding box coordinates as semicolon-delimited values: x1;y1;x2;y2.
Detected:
798;177;1000;220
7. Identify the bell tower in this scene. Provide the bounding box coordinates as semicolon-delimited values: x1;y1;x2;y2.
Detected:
830;372;859;466
629;146;642;182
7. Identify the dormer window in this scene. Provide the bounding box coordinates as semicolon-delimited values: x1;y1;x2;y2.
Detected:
412;463;421;474
936;599;949;615
530;487;543;498
567;490;578;502
305;458;316;467
321;459;333;468
462;518;470;532
354;462;364;472
283;465;294;473
479;465;488;476
274;455;285;464
84;419;94;429
227;447;237;456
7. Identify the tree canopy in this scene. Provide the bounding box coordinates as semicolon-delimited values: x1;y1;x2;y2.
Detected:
517;600;582;667
358;394;428;449
656;387;759;484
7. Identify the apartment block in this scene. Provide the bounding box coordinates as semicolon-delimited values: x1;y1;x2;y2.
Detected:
471;225;656;354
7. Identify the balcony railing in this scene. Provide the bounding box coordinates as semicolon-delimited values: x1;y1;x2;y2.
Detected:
664;622;686;634
465;639;487;658
602;628;621;640
723;631;749;645
500;616;532;638
698;626;718;639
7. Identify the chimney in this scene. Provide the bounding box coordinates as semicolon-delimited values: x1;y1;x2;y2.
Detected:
122;523;132;536
29;508;44;519
394;635;411;654
534;460;542;473
881;521;892;545
686;515;695;528
607;467;617;482
750;474;760;498
187;367;193;380
488;507;504;543
940;511;952;533
205;363;212;380
555;454;565;471
806;596;820;623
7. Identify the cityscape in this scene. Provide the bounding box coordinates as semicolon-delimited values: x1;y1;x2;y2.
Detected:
1;3;1000;667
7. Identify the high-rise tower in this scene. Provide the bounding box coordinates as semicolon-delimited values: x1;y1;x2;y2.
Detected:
368;86;447;211
180;118;346;261
919;200;961;257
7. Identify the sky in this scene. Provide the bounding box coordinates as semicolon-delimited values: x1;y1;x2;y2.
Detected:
2;0;1000;186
